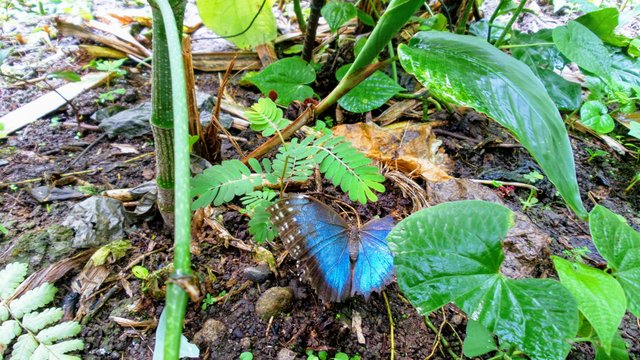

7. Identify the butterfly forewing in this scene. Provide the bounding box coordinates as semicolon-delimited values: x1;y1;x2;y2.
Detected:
352;216;395;298
268;195;352;302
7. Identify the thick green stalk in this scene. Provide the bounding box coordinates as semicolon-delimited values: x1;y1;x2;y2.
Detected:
150;0;186;227
293;0;306;32
495;0;527;47
323;0;422;108
150;0;191;359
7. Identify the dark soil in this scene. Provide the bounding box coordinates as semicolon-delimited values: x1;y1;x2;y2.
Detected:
1;1;639;360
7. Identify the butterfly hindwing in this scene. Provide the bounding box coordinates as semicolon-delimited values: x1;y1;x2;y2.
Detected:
269;195;352;302
352;216;395;298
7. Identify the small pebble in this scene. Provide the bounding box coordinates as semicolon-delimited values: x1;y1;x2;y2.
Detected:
193;319;227;347
255;287;293;320
243;265;272;284
277;348;297;360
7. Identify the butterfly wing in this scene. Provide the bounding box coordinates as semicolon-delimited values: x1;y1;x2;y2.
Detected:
352;216;395;298
268;195;352;302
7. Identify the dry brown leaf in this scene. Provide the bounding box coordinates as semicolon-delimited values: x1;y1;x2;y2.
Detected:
332;122;452;182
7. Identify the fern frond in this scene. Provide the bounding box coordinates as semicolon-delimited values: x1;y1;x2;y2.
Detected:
22;308;63;333
9;283;56;318
35;321;81;344
0;320;20;347
0;262;27;299
31;339;83;360
240;189;278;212
311;134;386;204
0;306;7;322
245;98;290;137
10;334;37;360
272;138;317;182
191;159;266;208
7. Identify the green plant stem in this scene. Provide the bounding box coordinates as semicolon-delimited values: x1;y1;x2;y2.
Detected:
150;0;191;359
301;0;325;62
293;0;306;32
424;316;462;360
382;291;395;360
487;0;507;42
455;0;475;34
494;0;527;47
498;42;554;49
149;0;186;228
387;41;397;82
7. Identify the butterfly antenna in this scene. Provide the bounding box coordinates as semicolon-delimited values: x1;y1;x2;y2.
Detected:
335;199;361;228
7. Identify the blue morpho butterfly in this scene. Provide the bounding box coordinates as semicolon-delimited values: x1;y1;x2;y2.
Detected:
267;194;395;303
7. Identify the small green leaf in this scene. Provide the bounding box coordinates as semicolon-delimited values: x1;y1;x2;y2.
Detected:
251;57;316;106
0;223;7;235
196;0;277;49
463;320;497;357
132;265;149;280
356;9;375;26
336;65;404;113
283;44;303;54
553;257;626;355
589;205;640;317
629;38;640;58
321;1;357;32
90;240;131;266
245;97;290;136
580;101;615;134
418;13;447;31
595;331;630;360
553;21;612;79
0;47;13;64
48;71;81;82
240;351;254;360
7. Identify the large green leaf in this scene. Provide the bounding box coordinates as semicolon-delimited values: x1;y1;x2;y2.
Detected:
511;30;568;70
575;8;628;47
335;65;404;113
398;32;587;218
580;101;615;134
553;21;612;79
589;205;640;317
251;57;316;106
463;320;497;357
388;201;579;360
536;68;581;111
611;50;640;88
321;1;357;32
553;257;626;355
196;0;277;49
595;332;630;360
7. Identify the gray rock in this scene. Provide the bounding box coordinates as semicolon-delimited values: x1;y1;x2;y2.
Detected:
243;265;272;284
62;197;126;248
240;337;251;350
277;348;297;360
0;225;74;268
90;105;126;122
99;102;151;139
255;287;293;320
193;319;227;347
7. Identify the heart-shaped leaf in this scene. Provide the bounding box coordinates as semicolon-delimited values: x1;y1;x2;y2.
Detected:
553;257;626;355
251;57;316;106
580;101;615;134
463;320;497;357
553;21;612;79
321;1;357;32
336;65;404;113
398;31;587;218
575;8;629;47
196;0;277;49
388;201;579;360
589;205;640;317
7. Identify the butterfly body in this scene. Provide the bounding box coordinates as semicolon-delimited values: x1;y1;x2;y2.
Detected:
268;195;395;303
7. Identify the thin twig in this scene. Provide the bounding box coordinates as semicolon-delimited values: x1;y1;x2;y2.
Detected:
62;133;107;172
382;291;395;360
469;178;538;191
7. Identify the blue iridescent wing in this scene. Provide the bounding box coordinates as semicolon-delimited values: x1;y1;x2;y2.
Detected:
352;216;395;299
268;195;352;302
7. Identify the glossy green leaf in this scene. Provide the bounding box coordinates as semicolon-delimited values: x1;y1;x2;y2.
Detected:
196;0;277;49
388;201;579;360
511;30;567;70
335;65;404;113
356;9;375;26
536;68;581;111
629;122;640;139
629;38;640;58
589;205;640;317
610;50;640;87
251;57;316;106
553;257;626;355
463;320;497;357
398;31;587;218
595;332;630;360
580;101;615;134
321;1;357;32
418;13;447;31
553;21;612;79
575;8;628;47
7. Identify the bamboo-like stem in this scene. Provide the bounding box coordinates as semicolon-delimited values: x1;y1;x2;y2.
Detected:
495;0;527;47
150;0;191;359
455;0;475;34
149;0;186;227
301;0;325;62
293;0;306;32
